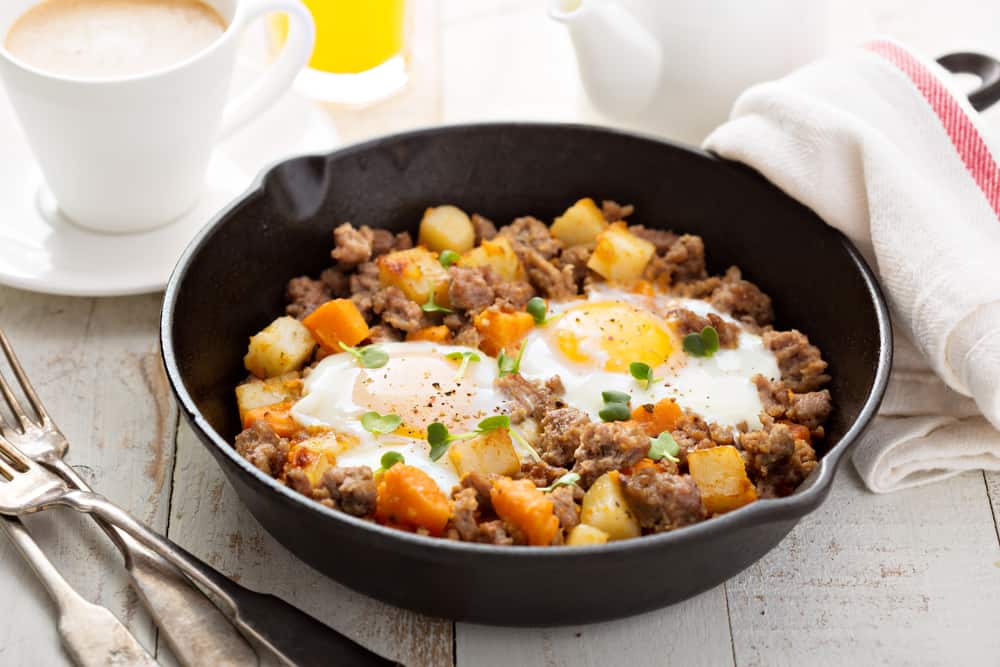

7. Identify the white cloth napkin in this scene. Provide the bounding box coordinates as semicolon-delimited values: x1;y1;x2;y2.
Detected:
703;39;1000;493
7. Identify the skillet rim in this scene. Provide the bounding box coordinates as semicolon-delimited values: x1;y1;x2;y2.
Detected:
160;121;893;558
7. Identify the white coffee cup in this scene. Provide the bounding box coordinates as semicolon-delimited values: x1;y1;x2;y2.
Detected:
0;0;316;233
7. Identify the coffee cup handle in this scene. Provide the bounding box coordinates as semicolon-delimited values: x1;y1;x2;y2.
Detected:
218;0;316;140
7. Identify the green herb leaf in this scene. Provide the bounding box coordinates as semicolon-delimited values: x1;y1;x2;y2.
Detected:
540;471;581;492
476;415;510;433
599;402;632;422
683;326;720;358
339;342;390;369
360;411;403;435
376;450;405;473
421;291;453;314
628;361;661;390
427;422;452;461
648;431;680;463
445;350;481;380
526;297;549;325
497;344;526;377
439;249;460;268
601;390;632;405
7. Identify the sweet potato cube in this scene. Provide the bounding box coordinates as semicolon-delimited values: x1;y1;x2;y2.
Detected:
302;298;370;352
235;372;302;422
687;445;758;515
631;398;683;437
490;477;560;546
375;464;451;536
241;400;300;438
406;325;452;343
473;307;535;357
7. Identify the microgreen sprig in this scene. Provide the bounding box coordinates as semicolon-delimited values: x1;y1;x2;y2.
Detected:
445;350;481;381
540;471;580;492
439;249;460;268
683;325;720;358
339;341;389;369
375;451;405;474
427;415;511;461
497;345;526;377
599;390;632;422
526;297;550;325
422;291;453;314
629;361;661;390
648;432;680;463
360;411;402;435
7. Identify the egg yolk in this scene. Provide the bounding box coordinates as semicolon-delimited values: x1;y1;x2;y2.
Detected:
551;302;674;372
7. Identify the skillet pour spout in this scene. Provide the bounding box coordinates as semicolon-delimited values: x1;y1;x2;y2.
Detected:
161;123;891;625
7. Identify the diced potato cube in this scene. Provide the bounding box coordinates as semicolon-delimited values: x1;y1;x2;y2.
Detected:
551;197;608;246
458;237;525;281
687;445;758;515
377;246;450;305
448;428;521;477
284;431;345;487
580;471;641;540
419;205;475;253
566;523;610;546
235;372;302;422
586;222;655;283
244;316;316;379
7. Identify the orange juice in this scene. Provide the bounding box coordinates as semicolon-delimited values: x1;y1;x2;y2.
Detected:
270;0;405;75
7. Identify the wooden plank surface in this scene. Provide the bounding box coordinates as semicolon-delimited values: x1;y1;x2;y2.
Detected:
457;587;734;667
166;423;453;667
0;289;175;665
727;469;1000;667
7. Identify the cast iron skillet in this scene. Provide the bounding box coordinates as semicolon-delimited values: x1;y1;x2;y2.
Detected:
161;122;892;625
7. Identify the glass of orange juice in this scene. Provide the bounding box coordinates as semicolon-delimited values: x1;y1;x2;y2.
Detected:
269;0;407;106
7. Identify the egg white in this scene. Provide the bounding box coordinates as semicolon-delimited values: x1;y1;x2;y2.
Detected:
518;288;779;431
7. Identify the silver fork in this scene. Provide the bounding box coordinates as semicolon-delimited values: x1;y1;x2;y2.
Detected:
0;332;257;667
1;515;158;666
0;330;396;667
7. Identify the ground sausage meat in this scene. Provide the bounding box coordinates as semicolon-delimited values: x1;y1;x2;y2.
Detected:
500;216;563;259
708;267;774;327
740;419;818;497
234;422;288;477
321;466;377;517
668;308;741;348
602;200;635;221
471;213;498;243
285;276;331;319
549;485;581;531
620;468;707;532
763;329;831;393
448;266;495;312
497;373;564;423
372;286;428;332
572;421;650;488
538;407;591;467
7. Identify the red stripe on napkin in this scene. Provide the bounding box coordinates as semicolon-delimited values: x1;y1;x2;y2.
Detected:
866;40;1000;218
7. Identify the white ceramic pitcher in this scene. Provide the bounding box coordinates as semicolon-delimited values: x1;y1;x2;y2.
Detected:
549;0;828;143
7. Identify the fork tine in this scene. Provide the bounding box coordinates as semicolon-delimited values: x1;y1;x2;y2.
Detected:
0;454;17;480
0;330;45;425
0;433;32;470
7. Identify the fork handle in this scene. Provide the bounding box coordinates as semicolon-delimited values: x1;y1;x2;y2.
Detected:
45;459;259;667
59;489;396;667
1;515;158;667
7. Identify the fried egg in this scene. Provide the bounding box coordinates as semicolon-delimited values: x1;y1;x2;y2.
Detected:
291;342;512;491
517;285;779;430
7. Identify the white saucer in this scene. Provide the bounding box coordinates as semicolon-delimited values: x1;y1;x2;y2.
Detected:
0;62;340;297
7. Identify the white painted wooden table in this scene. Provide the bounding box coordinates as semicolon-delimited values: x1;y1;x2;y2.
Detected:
3;2;1000;666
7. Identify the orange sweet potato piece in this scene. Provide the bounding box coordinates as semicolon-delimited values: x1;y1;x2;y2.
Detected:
241;400;300;438
406;325;452;343
687;445;757;515
375;465;451;536
302;298;370;352
490;477;560;546
631;398;682;436
780;420;812;444
474;308;535;357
